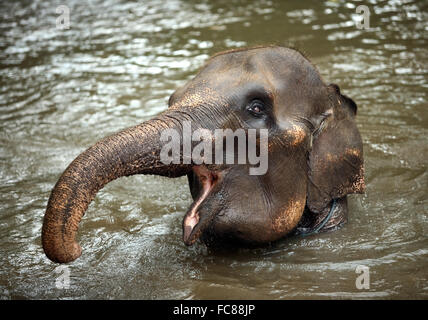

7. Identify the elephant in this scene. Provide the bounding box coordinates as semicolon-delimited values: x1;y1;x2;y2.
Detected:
42;46;365;263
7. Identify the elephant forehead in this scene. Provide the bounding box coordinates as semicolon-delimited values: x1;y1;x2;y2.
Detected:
169;86;227;109
170;46;327;116
207;46;313;73
200;46;323;88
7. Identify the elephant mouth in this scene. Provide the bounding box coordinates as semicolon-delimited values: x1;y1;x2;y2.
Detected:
182;165;224;246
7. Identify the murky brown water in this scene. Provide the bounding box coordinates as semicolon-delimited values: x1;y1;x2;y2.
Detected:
0;0;427;299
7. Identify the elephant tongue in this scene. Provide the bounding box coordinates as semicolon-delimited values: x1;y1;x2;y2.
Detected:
182;166;218;245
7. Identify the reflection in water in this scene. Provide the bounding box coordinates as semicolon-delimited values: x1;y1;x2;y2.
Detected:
0;0;427;299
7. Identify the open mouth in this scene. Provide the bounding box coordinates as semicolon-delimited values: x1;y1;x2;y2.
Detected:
182;165;222;246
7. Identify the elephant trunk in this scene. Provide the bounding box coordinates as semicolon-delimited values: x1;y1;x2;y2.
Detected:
42;112;191;263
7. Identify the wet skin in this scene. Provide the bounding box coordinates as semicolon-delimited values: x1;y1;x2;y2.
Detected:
42;46;365;263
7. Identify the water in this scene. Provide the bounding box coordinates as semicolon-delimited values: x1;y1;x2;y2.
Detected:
0;0;427;299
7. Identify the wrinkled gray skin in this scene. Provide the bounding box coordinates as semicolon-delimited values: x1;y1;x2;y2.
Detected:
42;46;365;263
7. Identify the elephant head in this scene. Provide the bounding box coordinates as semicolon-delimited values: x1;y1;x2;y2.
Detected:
42;46;365;263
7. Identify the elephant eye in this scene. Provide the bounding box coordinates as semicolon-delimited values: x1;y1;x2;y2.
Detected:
247;100;265;117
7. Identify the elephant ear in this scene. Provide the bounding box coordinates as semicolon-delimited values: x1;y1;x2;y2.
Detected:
307;84;365;213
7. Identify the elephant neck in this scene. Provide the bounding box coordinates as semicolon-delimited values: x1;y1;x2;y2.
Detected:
295;197;347;237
